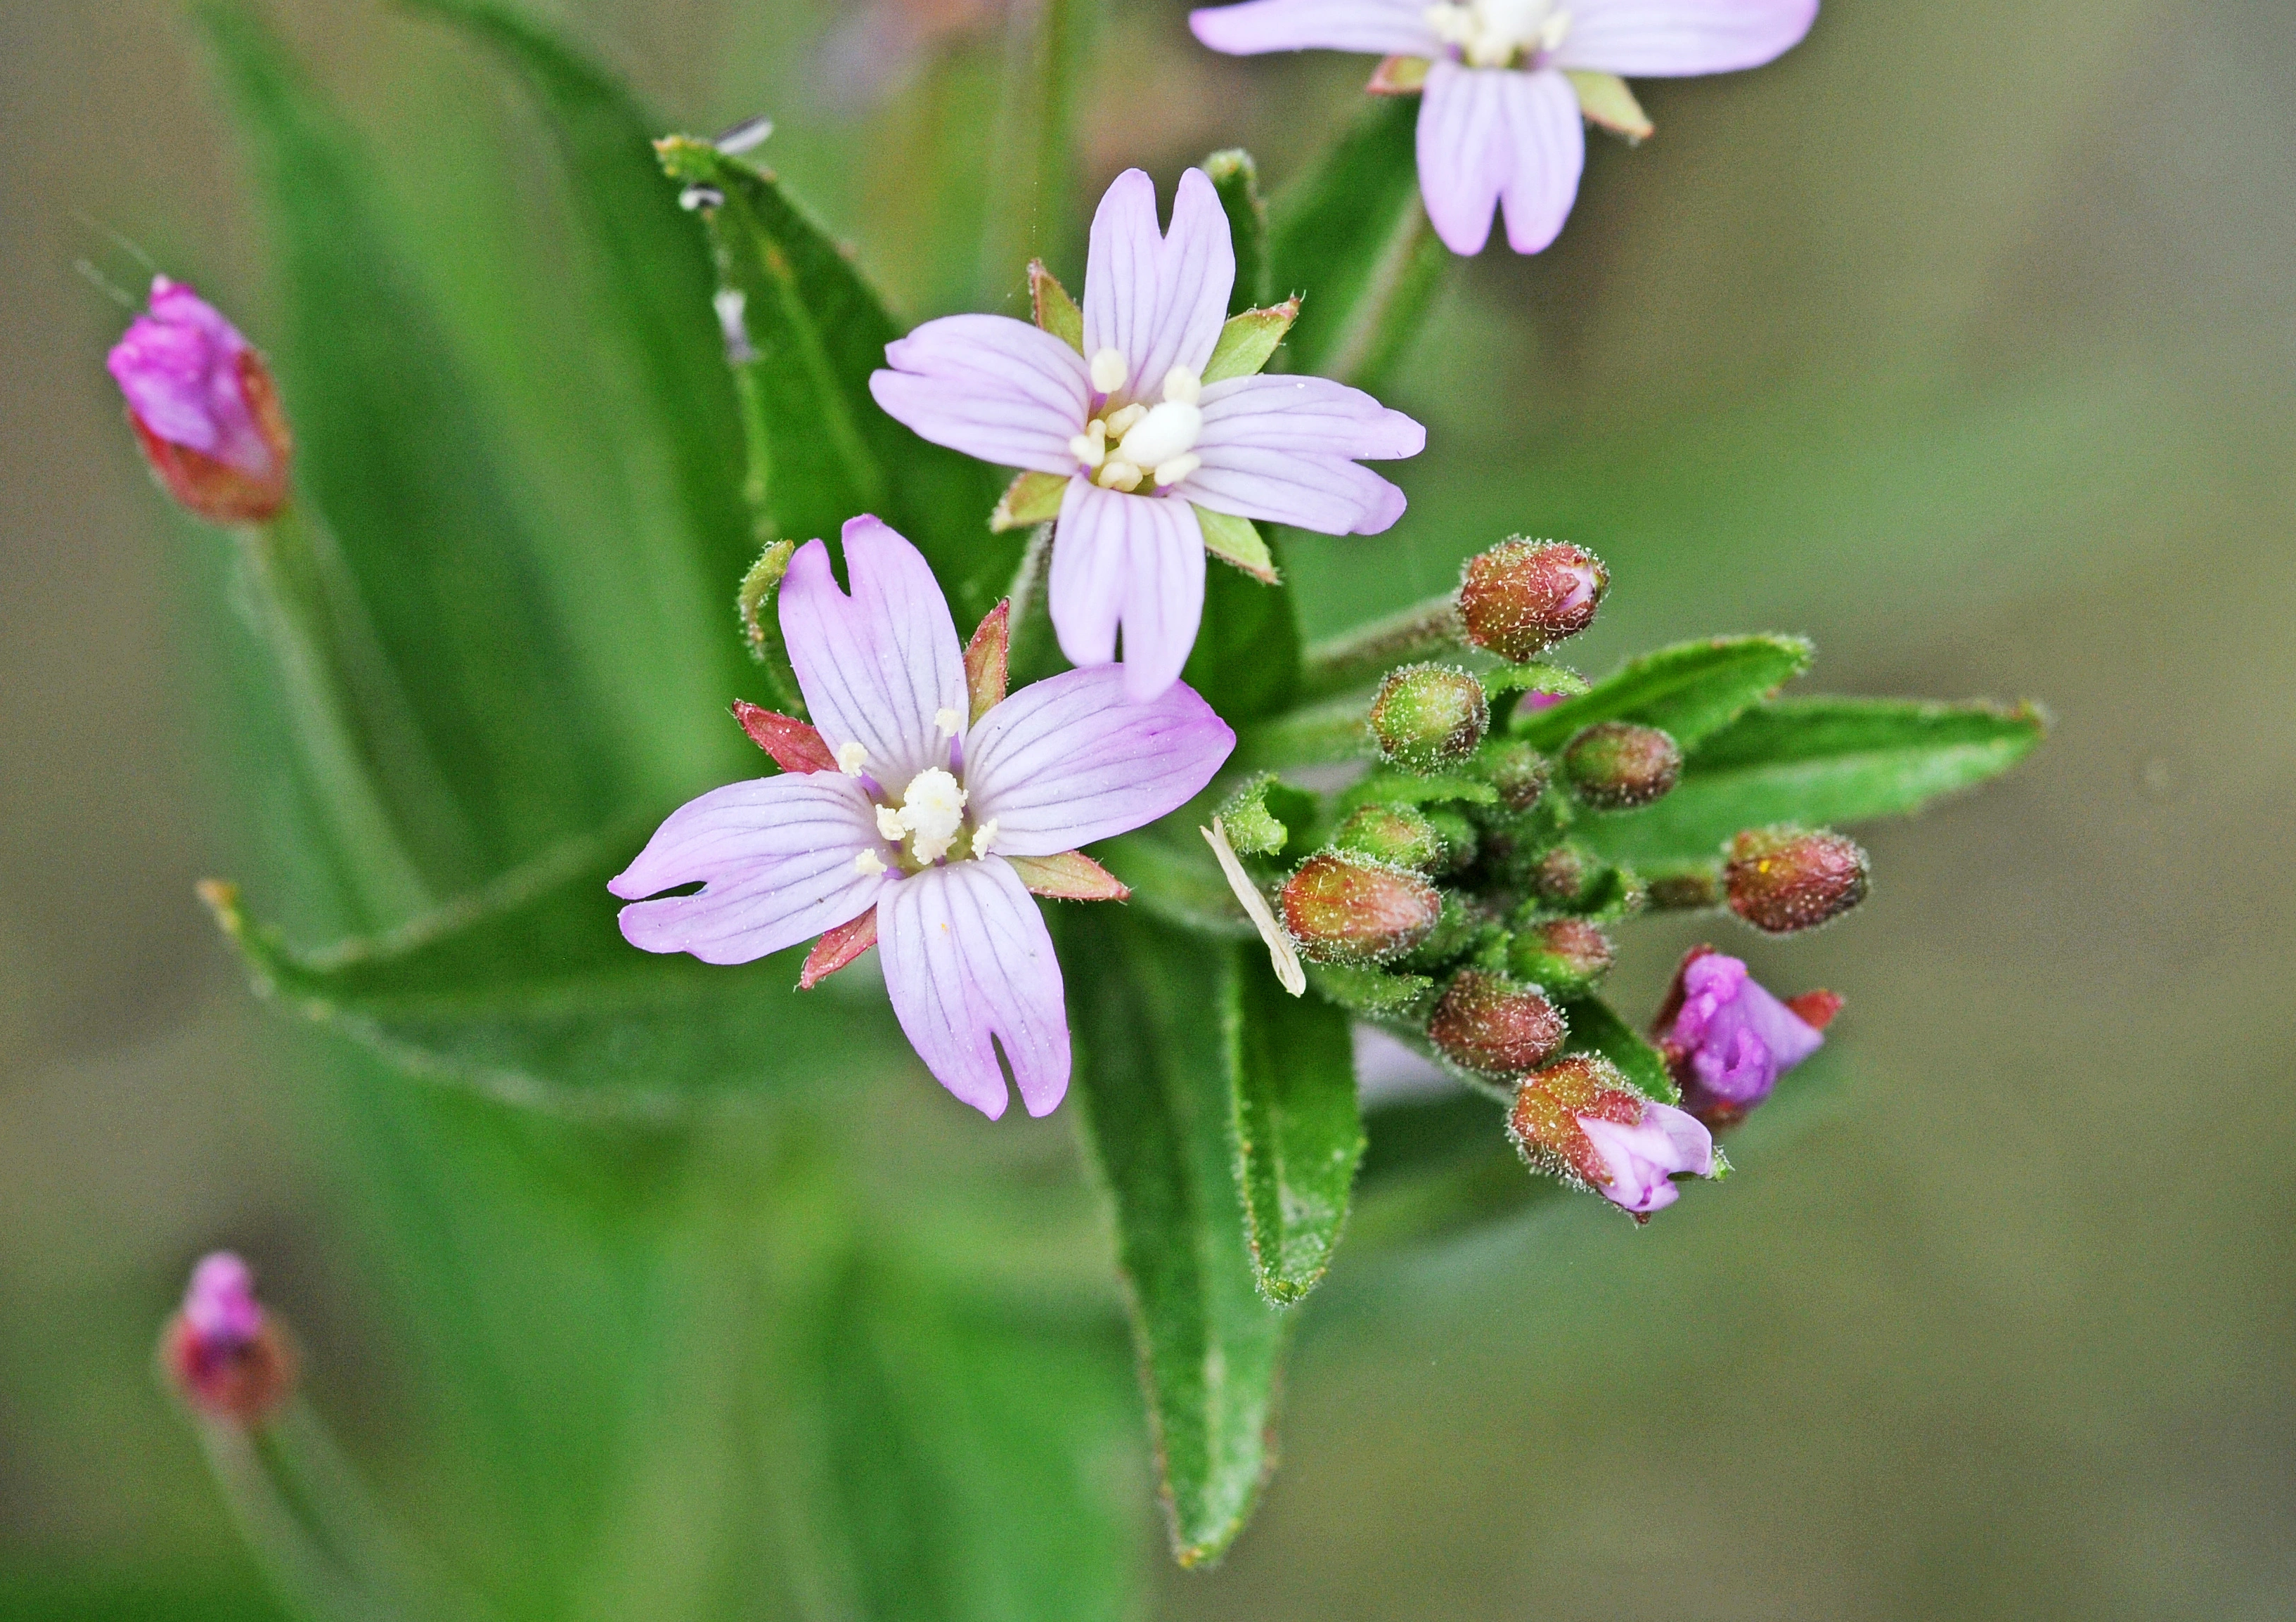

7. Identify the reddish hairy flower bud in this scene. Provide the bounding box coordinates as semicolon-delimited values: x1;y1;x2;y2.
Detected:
1561;721;1682;811
1456;539;1608;662
1724;825;1870;934
1426;968;1566;1076
1279;851;1442;965
1530;844;1590;906
1508;1054;1715;1218
1334;803;1443;871
107;278;292;524
1508;916;1614;997
1481;740;1552;810
162;1253;295;1426
1369;664;1488;772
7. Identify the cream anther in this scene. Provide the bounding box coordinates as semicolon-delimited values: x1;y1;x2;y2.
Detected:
1104;403;1148;440
1068;420;1108;469
934;707;961;737
1089;348;1129;394
1096;458;1144;491
1426;0;1568;67
855;849;887;877
837;740;869;776
1161;365;1203;406
973;818;1000;858
875;805;906;842
1153;453;1201;489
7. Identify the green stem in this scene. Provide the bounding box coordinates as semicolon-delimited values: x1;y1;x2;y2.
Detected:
979;0;1095;295
235;506;436;927
1296;591;1463;702
1003;521;1062;687
1233;694;1374;773
1323;194;1452;393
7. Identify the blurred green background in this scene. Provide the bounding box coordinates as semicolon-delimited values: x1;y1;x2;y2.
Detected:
4;0;2291;1616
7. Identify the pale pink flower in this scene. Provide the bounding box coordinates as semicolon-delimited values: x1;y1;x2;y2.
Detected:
1189;0;1819;254
1575;1102;1714;1215
871;167;1424;700
610;517;1234;1119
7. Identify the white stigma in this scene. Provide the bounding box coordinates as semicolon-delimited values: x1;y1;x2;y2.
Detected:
1076;363;1205;494
893;768;967;864
855;849;887;877
1089;347;1129;394
836;740;869;776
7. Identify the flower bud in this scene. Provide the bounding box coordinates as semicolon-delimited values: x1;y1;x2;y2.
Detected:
1508;916;1613;996
1395;892;1488;973
1508;1054;1716;1218
1644;867;1721;910
1651;946;1836;1125
1369;664;1488;772
1279;851;1442;965
1421;807;1478;873
1481;740;1552;810
1724;825;1870;934
1456;539;1607;662
1333;803;1443;871
107;278;292;523
162;1252;295;1425
1530;843;1591;906
1561;721;1682;811
1426;969;1566;1076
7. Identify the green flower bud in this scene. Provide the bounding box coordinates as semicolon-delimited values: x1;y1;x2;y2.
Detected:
1279;851;1443;965
1507;917;1615;997
1421;807;1479;873
1369;664;1489;773
1724;825;1871;934
1395;892;1488;974
1334;803;1444;871
1480;740;1553;810
1531;844;1592;906
1426;969;1568;1077
1561;721;1682;811
1456;539;1608;662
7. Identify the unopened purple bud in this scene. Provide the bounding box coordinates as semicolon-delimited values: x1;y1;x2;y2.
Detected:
1507;916;1613;997
1481;740;1552;810
1653;946;1836;1124
1724;825;1870;934
1334;803;1443;871
1507;1053;1715;1219
1279;851;1442;965
1369;664;1488;772
164;1251;294;1424
1456;539;1607;662
1561;721;1682;811
1426;968;1566;1076
106;278;292;523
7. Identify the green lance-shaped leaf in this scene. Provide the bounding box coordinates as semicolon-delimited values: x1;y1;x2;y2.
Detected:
198;0;624;882
1268;94;1448;390
199;821;912;1114
655;138;1016;627
1207;148;1271;314
1514;635;1814;753
1061;907;1288;1568
1575;696;2048;870
1226;944;1365;1306
1557;996;1678;1105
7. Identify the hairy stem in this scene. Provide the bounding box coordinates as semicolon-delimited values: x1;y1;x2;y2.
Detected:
1296;592;1463;702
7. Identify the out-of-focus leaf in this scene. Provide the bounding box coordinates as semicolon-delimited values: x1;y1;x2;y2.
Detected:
200;825;911;1115
1576;696;2047;868
1207;148;1270;314
1226;944;1362;1305
1559;997;1677;1105
1061;907;1286;1568
654;138;1016;625
1349;1090;1567;1251
1269;94;1446;389
1514;635;1813;752
198;1;620;885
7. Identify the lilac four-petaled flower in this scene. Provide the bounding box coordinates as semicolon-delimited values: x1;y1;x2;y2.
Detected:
871;167;1424;701
1656;947;1831;1123
610;517;1234;1119
1189;0;1819;255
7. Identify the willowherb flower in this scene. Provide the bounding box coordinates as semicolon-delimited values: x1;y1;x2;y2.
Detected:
1653;944;1836;1124
106;277;292;522
611;517;1234;1119
163;1251;295;1424
870;167;1424;700
1189;0;1819;255
1508;1053;1717;1218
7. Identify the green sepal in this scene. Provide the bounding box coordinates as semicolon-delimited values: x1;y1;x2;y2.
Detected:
1029;258;1085;352
1566;70;1653;141
1215;773;1319;861
1558;997;1679;1105
1195;506;1278;581
1514;635;1814;753
1226;944;1364;1306
1306;963;1435;1020
993;469;1070;532
1201;300;1299;386
1206;148;1271;313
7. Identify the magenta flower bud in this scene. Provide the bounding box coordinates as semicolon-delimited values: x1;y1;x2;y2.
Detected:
1508;1053;1716;1220
162;1251;295;1425
1426;968;1566;1076
1334;802;1443;871
1456;539;1607;662
1507;916;1613;997
106;278;292;524
1279;851;1442;965
1653;946;1837;1125
1561;721;1682;811
1481;740;1552;810
1369;663;1488;772
1724;825;1871;934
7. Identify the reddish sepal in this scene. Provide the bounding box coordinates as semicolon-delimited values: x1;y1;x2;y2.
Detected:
733;701;837;774
799;907;878;989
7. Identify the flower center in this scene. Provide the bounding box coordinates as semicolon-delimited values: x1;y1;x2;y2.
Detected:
850;759;1001;877
1069;354;1204;495
1425;0;1570;68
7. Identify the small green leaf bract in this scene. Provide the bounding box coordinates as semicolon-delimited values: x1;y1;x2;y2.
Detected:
1514;635;1814;753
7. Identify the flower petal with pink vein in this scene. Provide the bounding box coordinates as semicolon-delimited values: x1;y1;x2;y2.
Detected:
1049;481;1208;702
1082;168;1234;403
878;858;1071;1119
965;665;1234;856
870;314;1090;475
1554;0;1818;77
610;773;887;965
1187;0;1438;56
1417;61;1585;256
